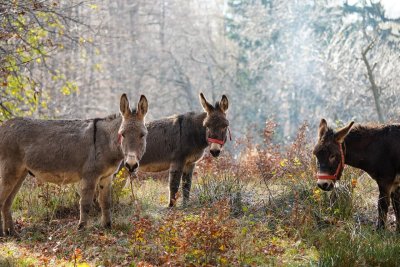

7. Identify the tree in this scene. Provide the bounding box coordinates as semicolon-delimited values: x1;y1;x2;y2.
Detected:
0;0;84;121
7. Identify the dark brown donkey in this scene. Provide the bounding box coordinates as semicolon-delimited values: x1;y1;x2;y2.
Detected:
313;119;400;231
137;93;230;207
0;94;148;235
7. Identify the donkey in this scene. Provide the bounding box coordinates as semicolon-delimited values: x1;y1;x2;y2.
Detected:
313;118;400;231
0;94;148;235
134;93;230;207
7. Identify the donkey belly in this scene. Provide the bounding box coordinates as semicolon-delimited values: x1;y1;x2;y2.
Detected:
139;162;171;173
32;171;81;185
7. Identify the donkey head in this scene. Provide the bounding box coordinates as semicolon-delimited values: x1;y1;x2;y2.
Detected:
199;93;230;157
118;94;148;173
313;119;354;191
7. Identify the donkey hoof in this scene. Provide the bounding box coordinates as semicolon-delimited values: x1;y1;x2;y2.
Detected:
102;221;112;229
78;222;87;230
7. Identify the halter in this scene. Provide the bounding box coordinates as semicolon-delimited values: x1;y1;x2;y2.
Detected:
317;142;345;181
207;127;232;145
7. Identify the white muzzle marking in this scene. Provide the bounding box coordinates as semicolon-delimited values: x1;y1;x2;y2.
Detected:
126;153;138;166
210;143;222;151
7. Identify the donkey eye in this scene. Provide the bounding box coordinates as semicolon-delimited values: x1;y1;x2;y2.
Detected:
140;133;145;138
329;155;336;162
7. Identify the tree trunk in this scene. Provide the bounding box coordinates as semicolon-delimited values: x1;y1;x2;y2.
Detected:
361;41;384;123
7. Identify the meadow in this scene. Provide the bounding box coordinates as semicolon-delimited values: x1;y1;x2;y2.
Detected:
1;123;399;267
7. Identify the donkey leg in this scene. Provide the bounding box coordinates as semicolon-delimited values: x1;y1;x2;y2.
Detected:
377;184;391;230
3;173;26;236
98;176;112;228
0;168;24;236
168;163;183;207
78;178;97;230
182;163;195;207
391;186;400;232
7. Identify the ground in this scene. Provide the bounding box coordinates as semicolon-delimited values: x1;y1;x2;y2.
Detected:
1;164;399;267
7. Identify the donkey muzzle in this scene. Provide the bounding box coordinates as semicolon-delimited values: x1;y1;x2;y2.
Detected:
210;143;222;157
125;153;139;173
125;162;139;173
317;177;334;191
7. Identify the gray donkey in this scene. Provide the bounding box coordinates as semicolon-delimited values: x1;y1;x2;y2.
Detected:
0;94;148;235
137;93;229;207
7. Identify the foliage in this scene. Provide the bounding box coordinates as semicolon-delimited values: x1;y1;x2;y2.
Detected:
0;0;81;120
131;200;235;266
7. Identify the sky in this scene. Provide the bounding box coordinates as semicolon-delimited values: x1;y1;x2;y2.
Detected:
380;0;400;18
347;0;400;19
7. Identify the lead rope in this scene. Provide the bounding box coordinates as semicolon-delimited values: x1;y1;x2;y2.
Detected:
129;172;138;203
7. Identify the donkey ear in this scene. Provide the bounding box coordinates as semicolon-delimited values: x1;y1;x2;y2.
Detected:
219;95;229;113
136;95;148;120
318;118;328;139
335;121;354;143
199;92;213;113
120;93;131;118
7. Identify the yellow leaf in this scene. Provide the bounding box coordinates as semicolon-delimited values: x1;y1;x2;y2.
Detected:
280;159;287;167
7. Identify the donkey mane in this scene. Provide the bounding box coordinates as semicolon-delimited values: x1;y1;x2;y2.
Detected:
346;123;400;143
324;123;400;140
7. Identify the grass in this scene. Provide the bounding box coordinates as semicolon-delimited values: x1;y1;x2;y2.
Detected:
1;125;399;266
1;166;398;267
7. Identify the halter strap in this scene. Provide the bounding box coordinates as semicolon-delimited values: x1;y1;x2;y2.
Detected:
207;127;232;145
317;142;345;181
208;138;225;145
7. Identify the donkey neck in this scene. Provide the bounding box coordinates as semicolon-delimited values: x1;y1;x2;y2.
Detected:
343;127;377;172
192;112;209;149
95;114;123;161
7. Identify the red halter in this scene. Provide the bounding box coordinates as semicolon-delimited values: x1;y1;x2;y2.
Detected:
316;142;345;181
207;127;232;145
